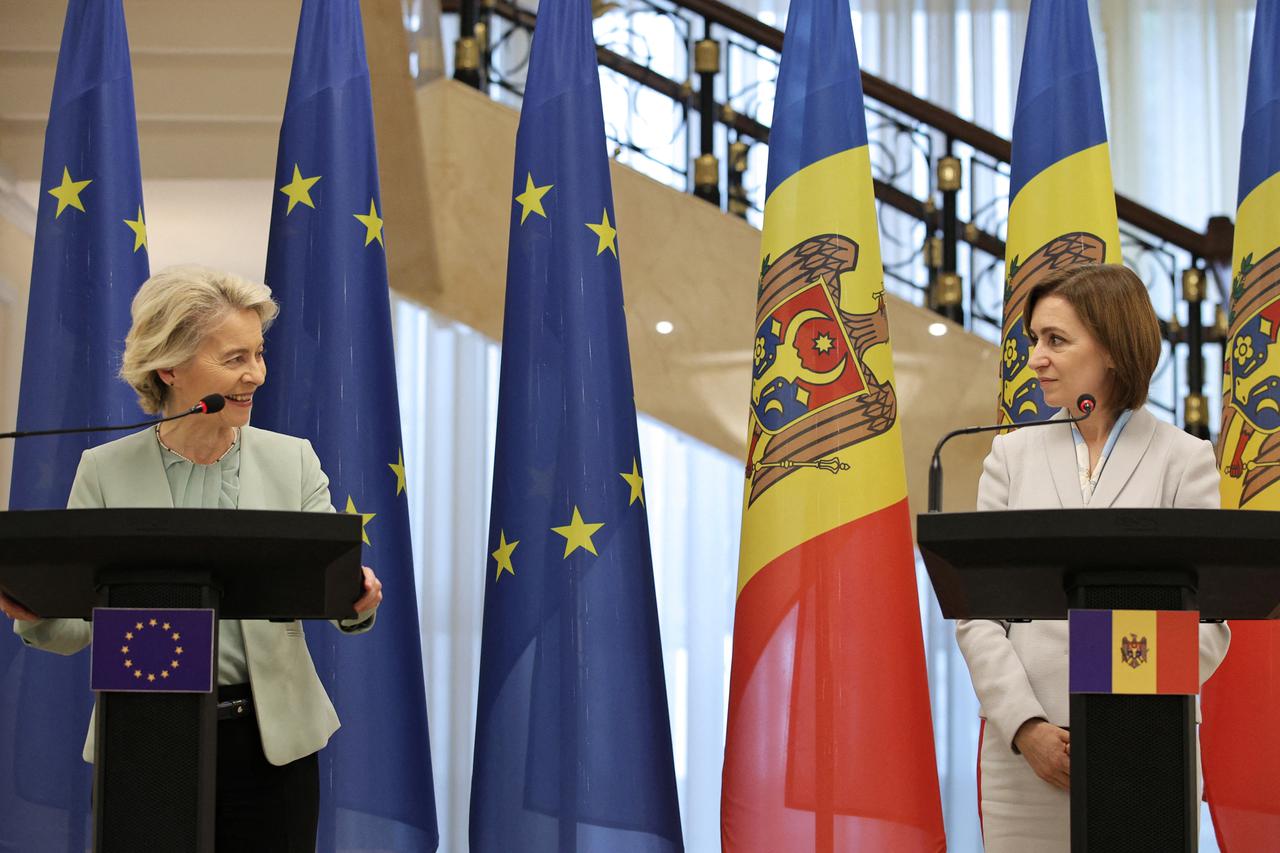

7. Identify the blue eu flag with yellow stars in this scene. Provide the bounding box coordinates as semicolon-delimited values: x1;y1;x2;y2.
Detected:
468;0;683;850
1;1;148;848
252;0;437;850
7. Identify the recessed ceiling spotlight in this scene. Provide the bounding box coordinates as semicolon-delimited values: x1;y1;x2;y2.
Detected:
928;322;948;337
655;320;674;335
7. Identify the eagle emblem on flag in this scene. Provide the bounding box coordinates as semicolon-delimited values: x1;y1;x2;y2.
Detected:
744;233;894;505
1000;232;1108;424
1219;246;1280;504
1120;632;1150;669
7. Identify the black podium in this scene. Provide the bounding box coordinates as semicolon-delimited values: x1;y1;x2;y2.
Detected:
918;508;1280;852
0;509;364;853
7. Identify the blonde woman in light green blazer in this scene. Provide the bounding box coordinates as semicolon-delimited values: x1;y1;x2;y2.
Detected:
0;266;382;849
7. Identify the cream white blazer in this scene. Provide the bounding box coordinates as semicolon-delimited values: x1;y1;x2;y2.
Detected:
13;426;374;766
955;407;1231;750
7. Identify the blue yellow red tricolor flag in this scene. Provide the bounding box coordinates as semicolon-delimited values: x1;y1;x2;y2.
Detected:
252;0;438;848
999;0;1121;424
1068;610;1200;696
467;0;682;850
1;2;148;848
720;0;944;849
1204;2;1280;847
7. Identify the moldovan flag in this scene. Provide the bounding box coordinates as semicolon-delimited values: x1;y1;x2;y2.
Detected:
720;0;944;849
1068;610;1200;696
1204;1;1280;847
999;0;1120;425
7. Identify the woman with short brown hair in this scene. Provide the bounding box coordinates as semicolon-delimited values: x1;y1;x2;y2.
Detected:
1024;262;1163;412
956;263;1230;851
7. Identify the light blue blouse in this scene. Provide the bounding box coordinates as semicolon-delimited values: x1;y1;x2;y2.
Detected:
1069;408;1134;503
156;427;249;686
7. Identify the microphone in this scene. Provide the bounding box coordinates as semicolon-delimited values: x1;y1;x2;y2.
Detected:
0;394;226;440
927;394;1096;513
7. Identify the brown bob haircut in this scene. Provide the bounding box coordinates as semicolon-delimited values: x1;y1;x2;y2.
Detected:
1025;263;1161;411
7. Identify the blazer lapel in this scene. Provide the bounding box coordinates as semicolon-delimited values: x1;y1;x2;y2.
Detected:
1088;408;1157;507
237;426;267;510
122;429;176;508
1042;412;1084;508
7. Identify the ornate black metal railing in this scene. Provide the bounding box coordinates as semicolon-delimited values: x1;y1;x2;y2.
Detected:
438;0;1234;438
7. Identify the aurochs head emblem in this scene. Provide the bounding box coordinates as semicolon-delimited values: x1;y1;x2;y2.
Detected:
1219;246;1280;504
744;233;895;505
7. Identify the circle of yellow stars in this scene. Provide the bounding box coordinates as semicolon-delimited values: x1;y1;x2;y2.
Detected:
339;446;409;551
275;162;384;248
119;618;184;683
498;169;641;584
45;165;149;255
491;457;645;583
513;172;619;258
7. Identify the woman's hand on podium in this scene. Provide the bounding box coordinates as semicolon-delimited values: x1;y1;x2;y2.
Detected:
0;592;38;623
1014;718;1071;791
352;566;382;615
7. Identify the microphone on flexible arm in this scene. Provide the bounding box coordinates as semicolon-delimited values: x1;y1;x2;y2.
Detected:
0;394;226;441
927;393;1096;513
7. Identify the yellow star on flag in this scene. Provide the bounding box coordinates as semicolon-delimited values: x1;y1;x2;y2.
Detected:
48;167;91;218
279;164;321;214
147;673;156;682
492;530;519;581
123;659;132;668
389;449;407;496
123;207;147;252
354;199;384;247
620;458;645;507
514;173;553;224
551;506;605;558
345;495;376;545
585;208;618;257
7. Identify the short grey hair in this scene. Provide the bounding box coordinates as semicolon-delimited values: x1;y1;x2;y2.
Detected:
120;265;279;413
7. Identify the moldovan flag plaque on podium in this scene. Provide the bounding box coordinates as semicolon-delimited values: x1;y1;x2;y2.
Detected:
1069;609;1199;696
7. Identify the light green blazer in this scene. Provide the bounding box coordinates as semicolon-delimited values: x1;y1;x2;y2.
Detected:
14;426;375;766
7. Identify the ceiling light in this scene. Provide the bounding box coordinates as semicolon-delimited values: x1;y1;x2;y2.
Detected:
655;320;674;335
928;322;948;337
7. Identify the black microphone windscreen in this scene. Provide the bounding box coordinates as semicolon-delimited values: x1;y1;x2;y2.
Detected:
199;394;226;414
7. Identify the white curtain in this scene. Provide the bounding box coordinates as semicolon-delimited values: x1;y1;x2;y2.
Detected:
1098;0;1256;234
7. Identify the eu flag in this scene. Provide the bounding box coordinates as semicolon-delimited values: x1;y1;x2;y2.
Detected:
252;0;437;849
1;1;148;848
468;0;683;849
